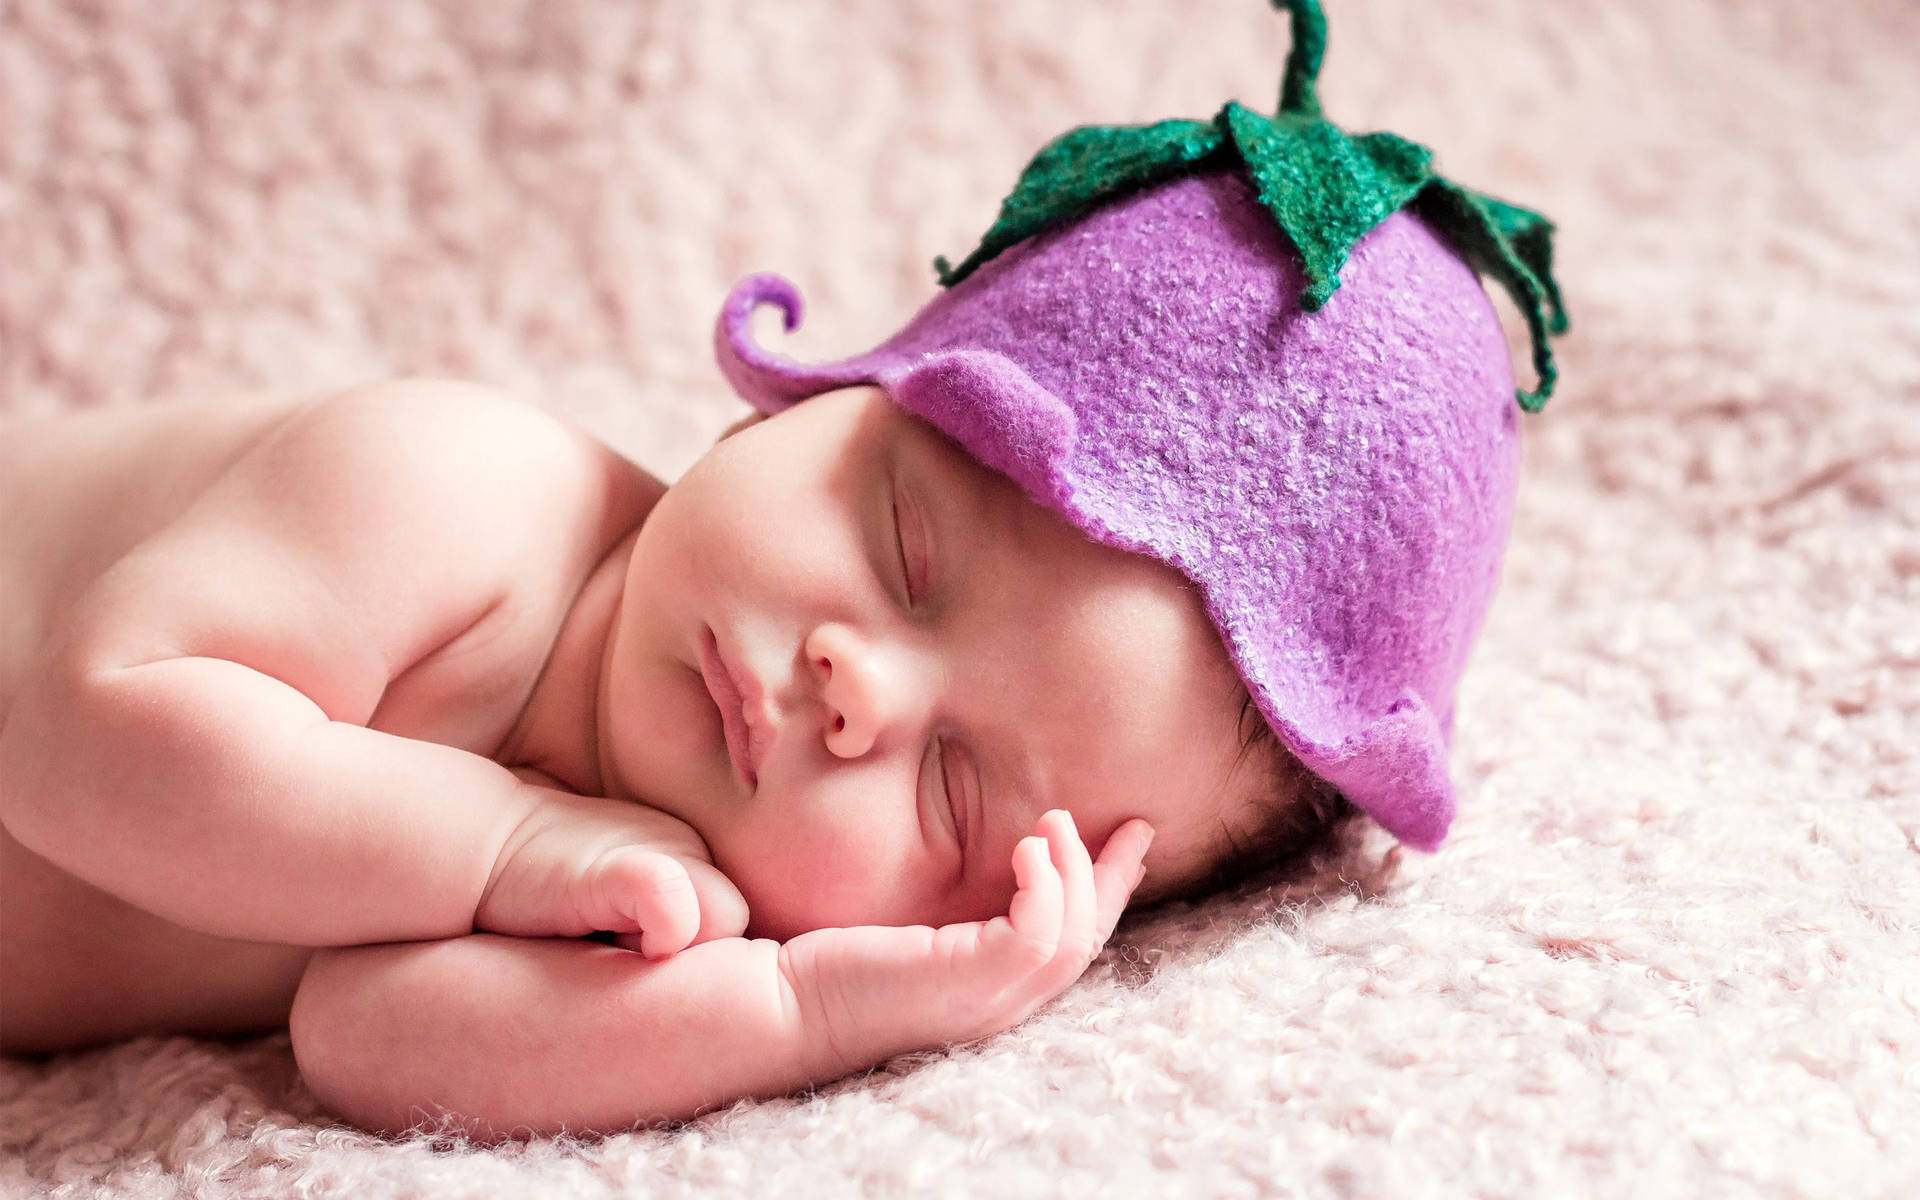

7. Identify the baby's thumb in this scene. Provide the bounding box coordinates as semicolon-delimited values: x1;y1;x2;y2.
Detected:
685;859;751;944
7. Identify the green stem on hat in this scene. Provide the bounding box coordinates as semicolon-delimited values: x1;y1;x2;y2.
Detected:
932;0;1570;410
1276;0;1326;118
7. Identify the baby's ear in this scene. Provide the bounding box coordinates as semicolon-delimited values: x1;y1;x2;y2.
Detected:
717;410;768;443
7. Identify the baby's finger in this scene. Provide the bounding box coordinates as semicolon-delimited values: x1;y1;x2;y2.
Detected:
596;849;700;959
1002;834;1064;964
683;858;751;944
1043;811;1099;968
1090;819;1155;945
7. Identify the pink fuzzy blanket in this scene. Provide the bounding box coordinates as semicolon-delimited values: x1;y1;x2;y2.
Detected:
3;1;1917;1195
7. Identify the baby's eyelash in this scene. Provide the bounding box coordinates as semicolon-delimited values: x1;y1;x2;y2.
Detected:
935;737;963;852
890;487;916;604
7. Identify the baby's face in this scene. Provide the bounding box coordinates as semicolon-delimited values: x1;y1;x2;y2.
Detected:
598;387;1256;940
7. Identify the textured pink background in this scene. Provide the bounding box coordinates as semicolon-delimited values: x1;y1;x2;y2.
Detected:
3;1;1917;1195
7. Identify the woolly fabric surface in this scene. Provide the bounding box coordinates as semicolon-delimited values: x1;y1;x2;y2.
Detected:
1;1;1915;1196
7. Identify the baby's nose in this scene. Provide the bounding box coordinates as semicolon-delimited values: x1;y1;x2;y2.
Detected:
803;623;914;759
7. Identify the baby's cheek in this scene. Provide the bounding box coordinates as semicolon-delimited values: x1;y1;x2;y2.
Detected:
726;831;909;940
736;852;860;938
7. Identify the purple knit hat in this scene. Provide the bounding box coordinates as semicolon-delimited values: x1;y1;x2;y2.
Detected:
711;1;1567;851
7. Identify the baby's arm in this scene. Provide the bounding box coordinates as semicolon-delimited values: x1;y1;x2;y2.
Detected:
293;934;804;1138
292;810;1151;1139
0;380;665;947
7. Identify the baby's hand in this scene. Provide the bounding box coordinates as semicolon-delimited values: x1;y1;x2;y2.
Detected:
777;810;1154;1075
476;778;749;958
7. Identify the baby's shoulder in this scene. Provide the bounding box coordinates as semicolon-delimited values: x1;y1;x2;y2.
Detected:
287;376;662;550
40;379;660;710
277;374;664;604
293;377;655;510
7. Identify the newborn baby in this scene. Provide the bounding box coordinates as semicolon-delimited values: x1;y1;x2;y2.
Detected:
0;377;1194;1130
0;0;1566;1140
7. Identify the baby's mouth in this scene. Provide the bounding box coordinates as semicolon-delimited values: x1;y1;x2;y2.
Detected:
699;627;759;791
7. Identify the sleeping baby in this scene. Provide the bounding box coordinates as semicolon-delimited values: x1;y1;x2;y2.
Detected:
0;0;1565;1140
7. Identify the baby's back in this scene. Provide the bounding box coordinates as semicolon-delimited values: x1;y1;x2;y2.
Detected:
0;392;327;1047
0;393;311;726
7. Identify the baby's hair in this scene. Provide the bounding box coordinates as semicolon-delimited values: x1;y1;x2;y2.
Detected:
1133;692;1372;911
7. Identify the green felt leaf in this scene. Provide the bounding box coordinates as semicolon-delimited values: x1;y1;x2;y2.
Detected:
1221;102;1433;310
928;0;1570;411
1467;188;1568;335
933;119;1226;287
1414;181;1563;411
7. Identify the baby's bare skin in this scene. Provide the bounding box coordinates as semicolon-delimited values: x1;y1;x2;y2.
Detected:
1;392;326;1042
0;379;1159;1137
0;380;690;1045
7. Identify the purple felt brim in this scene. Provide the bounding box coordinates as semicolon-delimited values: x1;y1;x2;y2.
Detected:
713;170;1519;851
